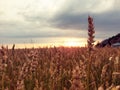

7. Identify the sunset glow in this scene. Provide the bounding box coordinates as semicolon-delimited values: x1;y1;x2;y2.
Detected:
63;38;86;47
64;41;80;47
0;38;87;48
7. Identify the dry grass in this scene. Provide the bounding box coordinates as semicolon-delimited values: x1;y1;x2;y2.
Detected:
0;46;120;90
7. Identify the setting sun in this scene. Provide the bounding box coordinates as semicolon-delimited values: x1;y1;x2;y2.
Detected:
64;41;80;47
63;38;83;47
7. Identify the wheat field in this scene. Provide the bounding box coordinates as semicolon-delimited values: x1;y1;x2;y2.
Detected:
0;46;120;90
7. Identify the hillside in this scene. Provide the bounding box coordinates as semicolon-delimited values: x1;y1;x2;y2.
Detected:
96;33;120;47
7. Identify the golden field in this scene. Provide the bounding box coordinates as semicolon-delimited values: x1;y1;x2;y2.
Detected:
0;46;120;90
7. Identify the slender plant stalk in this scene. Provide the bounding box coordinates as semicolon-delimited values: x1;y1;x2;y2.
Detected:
2;72;5;90
87;16;95;90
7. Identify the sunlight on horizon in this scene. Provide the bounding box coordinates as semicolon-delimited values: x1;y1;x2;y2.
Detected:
0;38;87;48
63;38;86;47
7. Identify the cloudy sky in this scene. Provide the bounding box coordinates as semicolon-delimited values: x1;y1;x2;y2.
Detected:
0;0;120;47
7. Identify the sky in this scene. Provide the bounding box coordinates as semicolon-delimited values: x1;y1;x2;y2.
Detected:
0;0;120;48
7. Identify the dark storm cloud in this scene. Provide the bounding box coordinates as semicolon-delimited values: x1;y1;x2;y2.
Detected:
50;13;88;30
50;9;120;36
43;7;120;41
93;10;120;39
95;11;120;31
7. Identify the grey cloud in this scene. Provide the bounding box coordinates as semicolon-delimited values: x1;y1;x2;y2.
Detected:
48;8;120;41
0;30;86;39
21;13;47;23
1;0;120;44
19;0;92;29
19;0;120;33
0;19;86;39
50;13;88;30
0;21;30;37
48;0;120;33
50;9;120;32
94;10;120;32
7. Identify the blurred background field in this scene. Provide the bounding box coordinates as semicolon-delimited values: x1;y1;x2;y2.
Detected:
0;46;120;90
